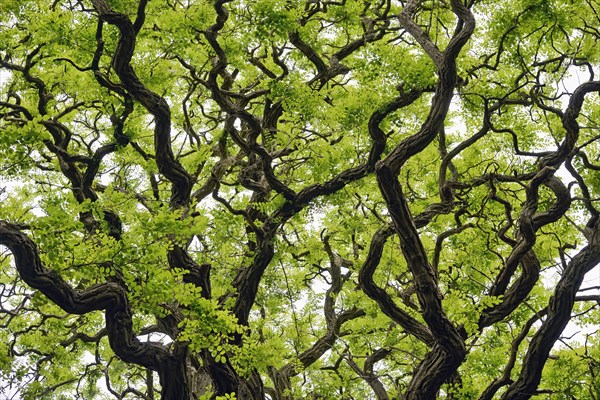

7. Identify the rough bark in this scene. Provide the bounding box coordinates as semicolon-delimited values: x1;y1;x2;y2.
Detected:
0;221;188;400
366;3;475;397
502;235;600;399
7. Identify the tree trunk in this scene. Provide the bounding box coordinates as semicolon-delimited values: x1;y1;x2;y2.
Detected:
157;356;191;400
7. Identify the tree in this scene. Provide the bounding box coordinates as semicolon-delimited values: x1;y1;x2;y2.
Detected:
1;0;600;398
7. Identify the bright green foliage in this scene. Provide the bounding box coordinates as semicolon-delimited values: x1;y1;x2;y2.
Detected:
1;0;600;399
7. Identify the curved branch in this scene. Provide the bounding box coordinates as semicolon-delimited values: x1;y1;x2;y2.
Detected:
345;348;391;400
374;2;475;397
359;226;435;346
502;232;600;399
398;0;443;67
91;0;193;207
0;221;171;379
479;308;548;400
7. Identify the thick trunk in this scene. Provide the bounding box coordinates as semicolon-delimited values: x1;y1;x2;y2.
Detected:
239;371;266;400
158;356;190;400
186;356;214;399
405;344;465;400
158;354;265;400
200;350;265;400
269;367;293;400
501;241;600;399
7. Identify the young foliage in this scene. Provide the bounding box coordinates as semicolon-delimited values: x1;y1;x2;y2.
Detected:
1;0;600;399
